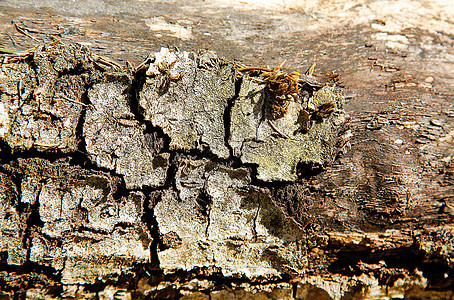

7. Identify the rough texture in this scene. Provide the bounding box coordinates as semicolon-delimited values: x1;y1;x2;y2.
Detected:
230;77;346;181
3;158;152;285
0;43;91;152
139;48;235;158
84;73;169;189
0;172;27;265
154;158;308;277
0;0;453;294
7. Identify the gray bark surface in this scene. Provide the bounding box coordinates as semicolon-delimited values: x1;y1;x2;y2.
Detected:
139;48;235;158
84;74;170;189
0;42;349;298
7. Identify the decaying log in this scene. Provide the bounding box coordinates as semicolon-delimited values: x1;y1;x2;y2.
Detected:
0;41;453;300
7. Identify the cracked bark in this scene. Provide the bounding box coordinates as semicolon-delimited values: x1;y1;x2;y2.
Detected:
0;42;453;300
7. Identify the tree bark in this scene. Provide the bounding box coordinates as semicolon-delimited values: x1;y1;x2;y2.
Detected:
0;2;453;299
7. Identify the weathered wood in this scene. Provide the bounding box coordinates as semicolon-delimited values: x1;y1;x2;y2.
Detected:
0;1;453;299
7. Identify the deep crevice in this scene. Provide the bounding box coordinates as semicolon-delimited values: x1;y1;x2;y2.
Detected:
141;192;162;268
130;66;148;122
164;152;178;191
1;148;72;165
129;59;174;160
328;243;454;289
69;77;93;168
166;146;246;176
224;76;242;160
0;139;13;165
22;197;44;263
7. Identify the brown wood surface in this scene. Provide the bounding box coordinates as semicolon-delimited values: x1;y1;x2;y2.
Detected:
0;0;453;299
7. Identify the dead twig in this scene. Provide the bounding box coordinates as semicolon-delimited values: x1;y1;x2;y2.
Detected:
302;216;315;229
125;61;134;70
93;54;122;70
56;94;89;107
135;55;154;72
237;62;334;88
5;31;17;47
12;20;39;41
13;19;62;36
237;66;273;73
0;48;19;55
0;46;38;62
305;63;316;76
268;120;290;139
